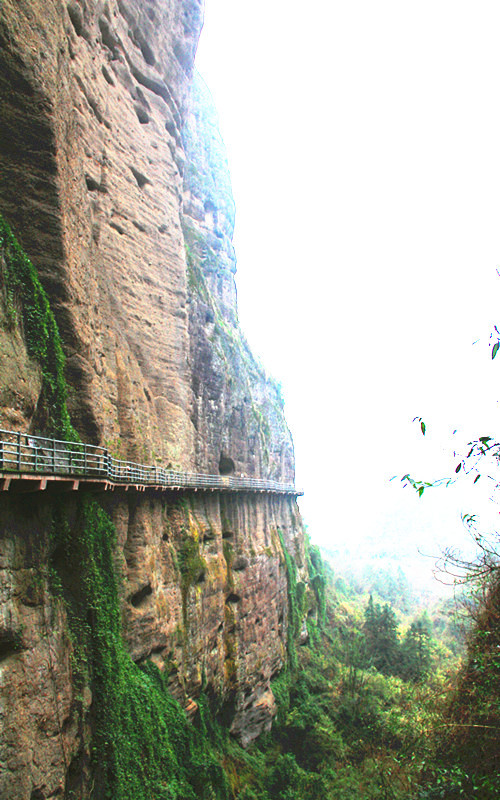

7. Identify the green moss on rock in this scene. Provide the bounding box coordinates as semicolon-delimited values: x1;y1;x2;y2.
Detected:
51;496;229;800
0;214;78;440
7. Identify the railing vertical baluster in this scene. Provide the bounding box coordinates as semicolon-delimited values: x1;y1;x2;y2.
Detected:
0;427;299;494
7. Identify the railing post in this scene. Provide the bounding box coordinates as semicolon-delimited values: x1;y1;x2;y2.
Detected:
0;426;298;494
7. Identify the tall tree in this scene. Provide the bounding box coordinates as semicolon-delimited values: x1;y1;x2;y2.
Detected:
363;596;400;674
401;617;432;681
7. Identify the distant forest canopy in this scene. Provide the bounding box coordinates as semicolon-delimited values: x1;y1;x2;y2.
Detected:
222;545;498;800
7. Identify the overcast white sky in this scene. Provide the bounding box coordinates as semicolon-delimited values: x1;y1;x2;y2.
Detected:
195;0;500;582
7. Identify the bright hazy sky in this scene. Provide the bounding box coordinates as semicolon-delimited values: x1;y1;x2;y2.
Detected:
195;1;500;583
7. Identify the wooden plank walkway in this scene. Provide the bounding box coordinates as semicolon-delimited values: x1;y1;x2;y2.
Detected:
0;428;303;496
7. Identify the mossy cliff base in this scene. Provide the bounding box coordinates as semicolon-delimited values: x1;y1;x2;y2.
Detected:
0;489;307;798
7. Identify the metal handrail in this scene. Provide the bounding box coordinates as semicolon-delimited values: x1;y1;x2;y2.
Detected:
0;428;301;494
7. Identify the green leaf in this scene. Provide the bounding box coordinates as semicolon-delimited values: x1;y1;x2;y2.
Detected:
492;341;499;359
479;436;492;443
474;474;481;484
420;421;426;436
455;463;462;473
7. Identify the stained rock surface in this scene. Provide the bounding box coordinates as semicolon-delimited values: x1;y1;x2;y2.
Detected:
0;1;310;797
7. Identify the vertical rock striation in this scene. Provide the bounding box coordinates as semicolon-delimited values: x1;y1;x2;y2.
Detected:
0;1;311;796
183;74;296;484
0;0;203;463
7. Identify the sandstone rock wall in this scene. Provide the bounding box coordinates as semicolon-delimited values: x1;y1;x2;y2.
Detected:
0;488;306;796
0;0;202;465
115;490;302;745
0;499;85;800
183;74;296;483
0;1;310;797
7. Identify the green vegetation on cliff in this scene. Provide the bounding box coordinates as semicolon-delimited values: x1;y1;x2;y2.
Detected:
0;214;78;440
231;545;499;800
44;489;498;799
51;496;229;800
426;575;500;799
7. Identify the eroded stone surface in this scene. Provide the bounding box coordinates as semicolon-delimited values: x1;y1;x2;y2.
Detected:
0;0;202;463
184;75;296;482
0;0;310;795
114;493;304;744
0;498;84;800
115;490;303;743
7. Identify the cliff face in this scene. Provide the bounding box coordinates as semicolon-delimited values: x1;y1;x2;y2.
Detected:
0;0;201;463
183;74;296;483
0;2;309;798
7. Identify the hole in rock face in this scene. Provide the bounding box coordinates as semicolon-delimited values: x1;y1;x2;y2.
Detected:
85;175;100;192
63;750;85;799
140;40;155;66
219;454;235;476
136;644;165;664
109;221;124;235
67;3;83;36
99;17;119;53
101;65;115;85
134;104;149;124
130;165;150;189
165;118;177;138
30;789;45;800
226;593;241;605
130;584;153;608
0;631;22;662
204;200;217;230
